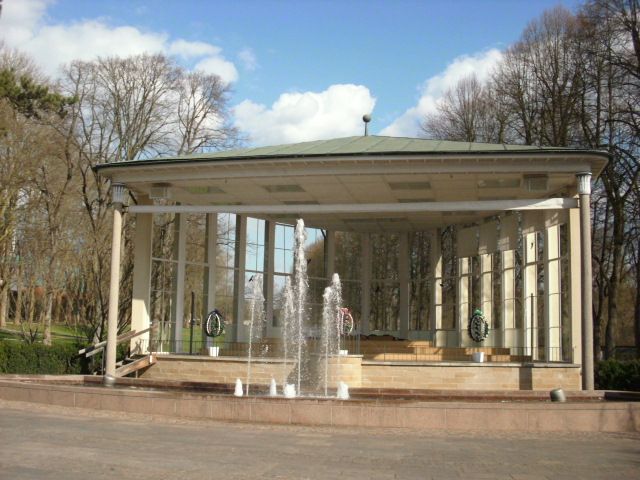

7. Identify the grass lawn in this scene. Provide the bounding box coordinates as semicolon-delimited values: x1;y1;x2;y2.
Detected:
1;322;227;352
0;323;86;345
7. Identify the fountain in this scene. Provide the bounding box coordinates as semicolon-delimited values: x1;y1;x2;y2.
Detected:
234;378;243;397
292;219;308;395
237;218;348;399
337;381;350;400
283;383;296;398
269;378;277;396
281;277;295;392
277;219;349;398
245;273;265;396
321;273;343;396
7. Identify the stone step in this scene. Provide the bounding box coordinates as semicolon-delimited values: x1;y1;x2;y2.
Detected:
359;346;512;355
363;352;532;362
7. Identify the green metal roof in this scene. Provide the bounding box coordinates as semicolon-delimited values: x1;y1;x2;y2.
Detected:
95;135;610;171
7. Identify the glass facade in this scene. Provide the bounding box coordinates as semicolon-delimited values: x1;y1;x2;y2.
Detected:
145;211;574;360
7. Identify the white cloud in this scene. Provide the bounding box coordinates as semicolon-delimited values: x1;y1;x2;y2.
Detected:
24;21;169;74
194;56;238;84
238;47;258;71
168;39;220;59
381;49;503;137
234;84;376;146
0;0;49;45
0;0;239;83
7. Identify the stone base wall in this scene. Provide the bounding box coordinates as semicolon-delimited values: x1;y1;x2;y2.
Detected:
143;355;292;385
361;363;581;391
0;378;638;433
142;355;580;391
142;355;362;389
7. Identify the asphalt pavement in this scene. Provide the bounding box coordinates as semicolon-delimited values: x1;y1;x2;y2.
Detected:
0;399;638;480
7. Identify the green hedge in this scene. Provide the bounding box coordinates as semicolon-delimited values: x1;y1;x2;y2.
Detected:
595;359;640;391
0;341;86;375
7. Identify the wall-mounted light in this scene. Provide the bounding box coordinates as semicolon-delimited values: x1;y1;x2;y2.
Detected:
523;175;548;192
149;183;172;200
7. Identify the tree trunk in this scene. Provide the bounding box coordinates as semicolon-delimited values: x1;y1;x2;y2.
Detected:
43;290;53;346
14;269;22;325
27;287;35;328
592;202;609;362
0;284;7;327
635;236;640;359
604;201;624;359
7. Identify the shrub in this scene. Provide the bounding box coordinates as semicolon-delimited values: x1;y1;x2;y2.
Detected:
0;341;85;375
595;359;640;391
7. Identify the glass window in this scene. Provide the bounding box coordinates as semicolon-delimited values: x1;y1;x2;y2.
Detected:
440;227;457;330
492;251;502;330
245;217;265;273
409;231;431;331
214;213;238;327
370;233;400;331
560;223;571;361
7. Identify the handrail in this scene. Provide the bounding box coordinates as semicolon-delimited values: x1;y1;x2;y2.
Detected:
78;326;155;358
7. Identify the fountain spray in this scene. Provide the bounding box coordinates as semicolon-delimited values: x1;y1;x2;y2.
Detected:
245;274;265;396
292;219;309;395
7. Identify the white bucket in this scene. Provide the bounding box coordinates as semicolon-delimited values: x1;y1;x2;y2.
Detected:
208;346;220;357
472;352;485;363
339;349;348;356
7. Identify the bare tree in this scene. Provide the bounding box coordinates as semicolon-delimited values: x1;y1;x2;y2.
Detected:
57;53;240;344
174;70;239;154
422;75;509;143
422;2;640;357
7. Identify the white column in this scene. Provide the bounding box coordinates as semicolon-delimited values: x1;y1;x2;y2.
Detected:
398;232;410;339
577;172;594;390
502;250;516;348
478;222;496;345
545;223;561;361
568;207;582;366
360;233;371;335
480;253;493;328
457;257;470;347
457;227;477;347
204;213;217;348
105;183;126;380
499;215;518;349
430;230;442;346
130;196;152;354
523;232;537;358
171;213;187;352
233;215;248;342
265;220;276;338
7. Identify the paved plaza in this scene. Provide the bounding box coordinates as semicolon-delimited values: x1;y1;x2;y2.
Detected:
0;399;638;480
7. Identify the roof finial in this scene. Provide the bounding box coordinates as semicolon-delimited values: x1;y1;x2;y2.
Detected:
362;114;371;136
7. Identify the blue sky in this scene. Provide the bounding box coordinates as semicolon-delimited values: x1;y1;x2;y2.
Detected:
1;0;581;145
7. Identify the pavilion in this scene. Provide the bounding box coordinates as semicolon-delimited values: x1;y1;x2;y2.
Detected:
95;135;608;390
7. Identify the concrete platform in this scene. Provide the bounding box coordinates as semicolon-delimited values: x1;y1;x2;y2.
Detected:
0;375;638;433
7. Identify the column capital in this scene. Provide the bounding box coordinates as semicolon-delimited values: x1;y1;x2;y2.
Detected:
576;172;592;195
110;182;128;206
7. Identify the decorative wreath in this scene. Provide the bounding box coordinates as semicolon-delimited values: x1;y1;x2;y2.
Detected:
338;308;354;335
468;309;489;343
204;309;225;337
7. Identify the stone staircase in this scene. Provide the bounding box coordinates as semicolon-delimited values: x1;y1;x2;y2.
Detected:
210;338;532;363
357;339;531;363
